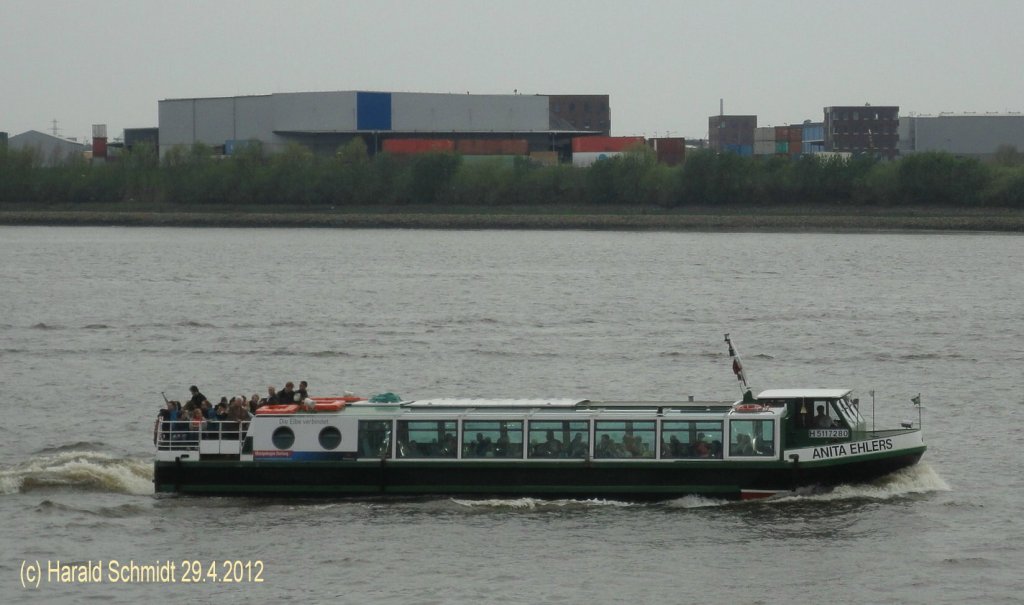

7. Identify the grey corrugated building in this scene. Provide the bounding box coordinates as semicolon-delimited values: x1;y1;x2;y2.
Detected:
898;114;1024;159
7;130;87;165
158;90;606;158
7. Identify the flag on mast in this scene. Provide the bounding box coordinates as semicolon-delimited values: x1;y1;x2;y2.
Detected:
732;357;746;383
724;333;749;389
911;394;921;406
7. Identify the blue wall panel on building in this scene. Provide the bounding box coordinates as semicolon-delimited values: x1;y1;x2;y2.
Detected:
357;92;392;130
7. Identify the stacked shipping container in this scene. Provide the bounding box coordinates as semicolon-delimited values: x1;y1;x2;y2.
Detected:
381;139;455;154
571;136;646;166
650;137;685;166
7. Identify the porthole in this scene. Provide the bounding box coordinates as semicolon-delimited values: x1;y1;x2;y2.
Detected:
318;426;342;450
272;426;295;450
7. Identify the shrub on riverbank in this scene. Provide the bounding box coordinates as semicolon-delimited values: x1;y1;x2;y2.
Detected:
2;142;1023;208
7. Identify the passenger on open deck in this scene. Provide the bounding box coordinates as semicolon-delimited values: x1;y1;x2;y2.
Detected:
264;386;278;406
189;408;206;432
277;382;296;404
187;385;206;410
297;381;309;402
154;401;179;444
227;397;252;422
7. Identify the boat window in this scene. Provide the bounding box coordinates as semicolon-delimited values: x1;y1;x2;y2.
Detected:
318;426;342;450
272;426;295;450
527;420;589;458
729;419;775;457
462;420;523;458
834;395;864;428
358;420;392;458
806;399;838;428
594;420;655;459
660;420;723;459
396;420;457;458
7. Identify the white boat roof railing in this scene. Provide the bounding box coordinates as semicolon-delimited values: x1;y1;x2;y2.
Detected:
757;388;852;399
402;398;588;409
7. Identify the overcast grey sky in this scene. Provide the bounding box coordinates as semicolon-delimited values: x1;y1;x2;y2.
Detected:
3;0;1022;143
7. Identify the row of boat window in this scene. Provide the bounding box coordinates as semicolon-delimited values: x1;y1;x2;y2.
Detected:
341;418;775;459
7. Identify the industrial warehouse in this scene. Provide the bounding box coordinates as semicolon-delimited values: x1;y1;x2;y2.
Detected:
4;89;1024;166
156;90;632;166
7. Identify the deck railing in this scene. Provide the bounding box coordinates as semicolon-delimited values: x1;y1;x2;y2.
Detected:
155;420;251;452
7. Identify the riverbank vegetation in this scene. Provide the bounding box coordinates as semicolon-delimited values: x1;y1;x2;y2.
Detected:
2;139;1024;210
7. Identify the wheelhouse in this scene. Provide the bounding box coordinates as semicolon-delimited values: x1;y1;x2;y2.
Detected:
756;388;865;449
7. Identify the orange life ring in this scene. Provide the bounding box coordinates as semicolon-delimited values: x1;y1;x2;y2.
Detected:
734;403;764;413
256;404;300;415
312;401;345;412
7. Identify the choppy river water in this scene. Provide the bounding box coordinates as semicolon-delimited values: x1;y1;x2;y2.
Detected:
1;226;1021;604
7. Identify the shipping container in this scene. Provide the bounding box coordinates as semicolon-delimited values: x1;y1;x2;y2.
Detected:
723;144;753;157
382;138;455;154
651;137;685;153
529;151;559;167
656;151;685;166
754;127;776;142
572;136;645;153
460;155;518;167
775;126;789;141
787;126;803;144
92;137;107;158
572;151;625;166
753;141;775;156
775;141;789;154
455;139;528;155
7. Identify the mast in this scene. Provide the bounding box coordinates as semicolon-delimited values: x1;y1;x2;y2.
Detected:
724;333;754;401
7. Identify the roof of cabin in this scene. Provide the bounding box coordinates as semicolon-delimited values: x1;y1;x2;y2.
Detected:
403;398;587;409
757;389;851;399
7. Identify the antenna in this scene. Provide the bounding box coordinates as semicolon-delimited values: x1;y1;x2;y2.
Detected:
50;119;61;137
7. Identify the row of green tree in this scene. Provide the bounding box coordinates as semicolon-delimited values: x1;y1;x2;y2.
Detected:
2;139;1024;208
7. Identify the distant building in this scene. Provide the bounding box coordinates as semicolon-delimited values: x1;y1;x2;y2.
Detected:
7;130;87;165
158;90;605;160
898;114;1024;159
709;115;756;156
547;95;610;135
801;121;825;155
124;127;159;152
823;105;899;159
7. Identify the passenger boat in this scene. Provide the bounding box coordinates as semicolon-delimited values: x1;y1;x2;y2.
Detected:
153;336;926;500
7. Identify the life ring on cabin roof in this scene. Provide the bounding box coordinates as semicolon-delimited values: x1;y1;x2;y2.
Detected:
256;404;300;415
733;403;765;413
